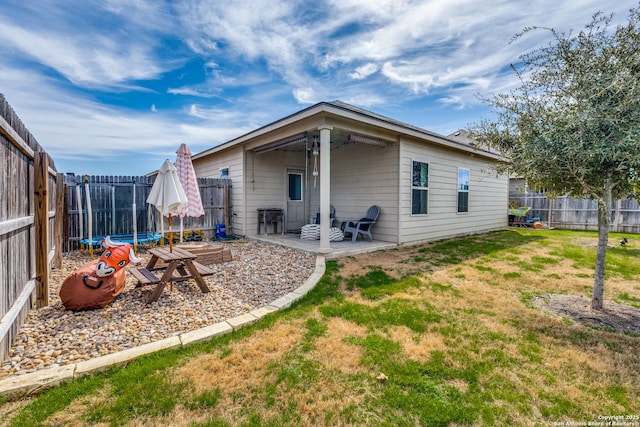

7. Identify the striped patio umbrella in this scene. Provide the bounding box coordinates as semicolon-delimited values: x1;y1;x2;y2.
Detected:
146;159;187;252
175;143;205;242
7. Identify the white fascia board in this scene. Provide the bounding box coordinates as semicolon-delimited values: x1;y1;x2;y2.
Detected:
192;102;505;162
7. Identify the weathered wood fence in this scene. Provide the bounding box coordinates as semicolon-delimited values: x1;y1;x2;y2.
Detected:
509;191;640;233
0;94;63;362
64;175;232;251
0;93;232;364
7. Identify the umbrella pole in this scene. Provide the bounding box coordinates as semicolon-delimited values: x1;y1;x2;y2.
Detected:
160;213;165;247
168;214;174;291
168;214;173;253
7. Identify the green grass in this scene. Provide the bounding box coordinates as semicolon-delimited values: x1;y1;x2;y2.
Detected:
8;375;105;426
616;292;640;309
184;388;222;410
84;349;189;425
319;297;441;333
3;229;640;426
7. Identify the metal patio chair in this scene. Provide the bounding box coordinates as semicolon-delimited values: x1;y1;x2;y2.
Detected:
343;205;380;243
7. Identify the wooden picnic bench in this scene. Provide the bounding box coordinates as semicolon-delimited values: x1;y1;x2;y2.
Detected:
130;247;215;304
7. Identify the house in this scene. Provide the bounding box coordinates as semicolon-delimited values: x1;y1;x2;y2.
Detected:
191;100;508;251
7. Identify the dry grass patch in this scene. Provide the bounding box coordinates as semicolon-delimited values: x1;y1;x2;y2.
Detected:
312;317;367;374
4;230;640;427
104;407;226;427
0;399;33;427
270;372;377;427
384;325;447;362
41;384;112;427
177;319;304;395
474;314;520;339
545;343;612;374
338;250;408;278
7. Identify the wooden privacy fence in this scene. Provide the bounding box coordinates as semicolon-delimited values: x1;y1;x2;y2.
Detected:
65;175;232;251
0;94;63;363
509;191;640;233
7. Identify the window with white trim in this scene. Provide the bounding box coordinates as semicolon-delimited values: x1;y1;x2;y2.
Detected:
288;172;303;201
412;160;429;215
457;168;469;213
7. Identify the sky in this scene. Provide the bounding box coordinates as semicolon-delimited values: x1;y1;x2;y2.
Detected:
0;0;637;176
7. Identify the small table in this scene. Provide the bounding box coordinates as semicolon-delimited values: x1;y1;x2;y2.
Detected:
130;247;214;304
257;208;285;235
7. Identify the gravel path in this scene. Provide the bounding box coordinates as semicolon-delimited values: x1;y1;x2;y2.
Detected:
1;241;316;378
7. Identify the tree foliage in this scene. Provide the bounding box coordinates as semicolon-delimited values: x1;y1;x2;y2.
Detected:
470;5;640;309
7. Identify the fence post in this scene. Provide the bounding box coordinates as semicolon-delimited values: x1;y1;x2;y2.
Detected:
614;199;622;232
35;151;49;308
53;172;64;269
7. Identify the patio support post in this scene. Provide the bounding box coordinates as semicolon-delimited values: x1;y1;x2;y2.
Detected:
318;125;332;251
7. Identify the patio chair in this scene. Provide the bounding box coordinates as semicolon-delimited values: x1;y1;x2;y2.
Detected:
343;205;380;243
315;205;336;227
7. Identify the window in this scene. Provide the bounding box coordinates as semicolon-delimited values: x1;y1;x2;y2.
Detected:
458;168;469;213
412;161;429;215
288;172;302;201
219;167;229;178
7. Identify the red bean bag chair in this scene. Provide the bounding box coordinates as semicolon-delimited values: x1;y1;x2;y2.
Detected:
59;259;126;311
59;236;141;311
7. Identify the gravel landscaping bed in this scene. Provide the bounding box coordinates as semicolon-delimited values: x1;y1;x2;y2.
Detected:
1;241;315;378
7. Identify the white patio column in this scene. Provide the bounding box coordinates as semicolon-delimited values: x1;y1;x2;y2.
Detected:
318;124;332;251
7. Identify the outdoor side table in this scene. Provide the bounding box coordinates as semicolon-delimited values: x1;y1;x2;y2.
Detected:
257;208;285;235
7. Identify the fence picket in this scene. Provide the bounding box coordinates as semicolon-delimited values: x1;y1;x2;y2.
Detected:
1;94;60;361
509;192;640;233
64;175;232;250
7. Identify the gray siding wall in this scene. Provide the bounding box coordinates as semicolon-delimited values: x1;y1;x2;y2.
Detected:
193;145;244;235
399;139;508;245
244;149;306;234
327;142;400;243
192;134;507;243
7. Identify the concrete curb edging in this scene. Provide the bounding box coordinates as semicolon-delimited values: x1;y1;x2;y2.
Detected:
0;255;326;400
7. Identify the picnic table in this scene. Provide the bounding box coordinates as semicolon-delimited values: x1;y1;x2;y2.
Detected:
130;247;214;304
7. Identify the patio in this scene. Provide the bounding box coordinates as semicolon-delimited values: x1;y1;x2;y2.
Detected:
249;233;397;259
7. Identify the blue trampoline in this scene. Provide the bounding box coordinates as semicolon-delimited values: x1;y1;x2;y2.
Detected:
79;233;163;247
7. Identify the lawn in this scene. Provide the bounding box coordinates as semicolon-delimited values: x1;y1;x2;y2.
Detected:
2;229;640;426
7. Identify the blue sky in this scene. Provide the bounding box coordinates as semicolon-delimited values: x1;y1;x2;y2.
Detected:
1;0;636;176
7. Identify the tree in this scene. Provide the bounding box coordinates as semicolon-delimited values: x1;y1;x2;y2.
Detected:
470;5;640;309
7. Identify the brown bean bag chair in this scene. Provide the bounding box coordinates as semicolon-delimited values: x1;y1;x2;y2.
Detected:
59;259;126;311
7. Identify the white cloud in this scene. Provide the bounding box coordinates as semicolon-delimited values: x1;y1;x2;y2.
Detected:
168;87;219;97
1;0;638;174
179;123;251;144
292;87;319;104
349;63;379;80
0;65;255;175
342;94;388;108
0;21;163;88
381;62;436;94
316;0;635;102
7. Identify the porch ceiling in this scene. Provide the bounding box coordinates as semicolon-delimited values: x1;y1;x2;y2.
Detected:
253;127;395;155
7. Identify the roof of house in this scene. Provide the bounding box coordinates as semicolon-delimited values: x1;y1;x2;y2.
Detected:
192;100;503;161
